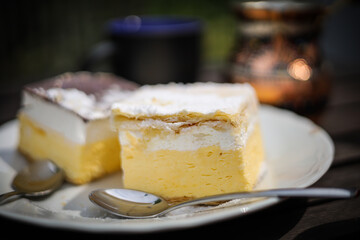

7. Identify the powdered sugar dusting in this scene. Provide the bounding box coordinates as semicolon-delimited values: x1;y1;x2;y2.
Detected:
112;82;257;118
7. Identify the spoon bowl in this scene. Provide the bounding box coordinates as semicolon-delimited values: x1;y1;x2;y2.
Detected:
89;189;169;218
0;160;64;205
89;187;358;219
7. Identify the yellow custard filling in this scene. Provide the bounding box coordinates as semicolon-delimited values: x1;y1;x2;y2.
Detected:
18;113;120;184
120;123;264;202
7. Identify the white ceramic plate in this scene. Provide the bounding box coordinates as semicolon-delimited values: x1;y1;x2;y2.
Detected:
0;105;334;233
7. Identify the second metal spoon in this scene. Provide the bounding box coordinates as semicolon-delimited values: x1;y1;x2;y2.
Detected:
89;187;358;219
0;160;64;205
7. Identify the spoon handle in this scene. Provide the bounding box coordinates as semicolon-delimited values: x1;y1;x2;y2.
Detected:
171;187;358;211
0;190;23;205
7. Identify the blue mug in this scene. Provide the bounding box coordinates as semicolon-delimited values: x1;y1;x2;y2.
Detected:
82;15;203;84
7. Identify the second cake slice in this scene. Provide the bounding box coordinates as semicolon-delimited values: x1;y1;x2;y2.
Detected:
18;72;138;184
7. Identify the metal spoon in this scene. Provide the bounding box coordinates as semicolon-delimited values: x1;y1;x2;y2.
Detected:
89;187;358;219
0;160;64;205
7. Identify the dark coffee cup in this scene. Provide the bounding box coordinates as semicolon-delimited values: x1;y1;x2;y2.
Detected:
82;15;203;85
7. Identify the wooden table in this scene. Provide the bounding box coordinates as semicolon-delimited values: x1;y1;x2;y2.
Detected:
0;71;359;239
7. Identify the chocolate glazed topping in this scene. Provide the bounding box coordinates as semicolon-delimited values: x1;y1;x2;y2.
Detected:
25;72;139;98
23;72;139;122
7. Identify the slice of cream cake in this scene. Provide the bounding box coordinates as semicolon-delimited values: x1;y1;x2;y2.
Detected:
111;82;264;202
18;72;138;184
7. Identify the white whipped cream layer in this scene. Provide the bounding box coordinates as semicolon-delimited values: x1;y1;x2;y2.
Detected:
21;92;115;144
118;119;257;151
119;126;235;151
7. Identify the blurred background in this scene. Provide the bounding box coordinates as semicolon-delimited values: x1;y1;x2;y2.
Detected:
0;0;236;85
1;0;360;123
